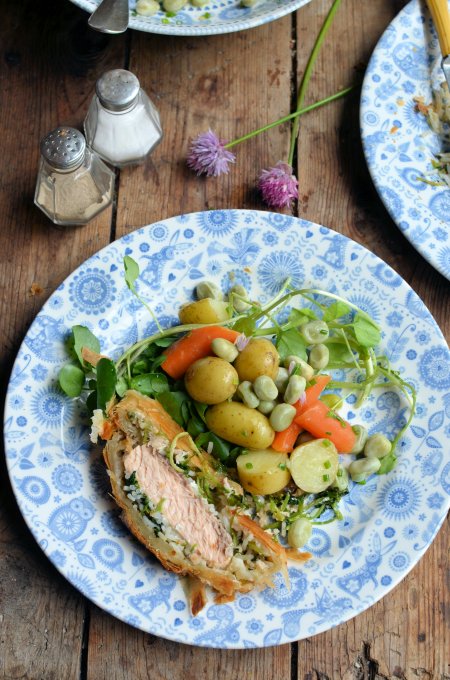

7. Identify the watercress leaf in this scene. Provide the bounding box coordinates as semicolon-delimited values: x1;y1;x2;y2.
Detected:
323;301;351;322
187;413;206;438
276;328;307;362
124;255;139;293
71;325;101;367
193;401;209;423
289;308;316;325
96;358;117;413
352;314;381;348
131;359;150;376
156;391;190;427
154;336;177;348
232;316;256;336
195;432;230;462
116;375;129;398
129;372;169;396
326;342;354;365
58;364;85;398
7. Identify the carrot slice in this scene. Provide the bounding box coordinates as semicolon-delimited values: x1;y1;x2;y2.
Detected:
161;326;240;379
294;374;331;416
271;421;302;453
294;400;356;453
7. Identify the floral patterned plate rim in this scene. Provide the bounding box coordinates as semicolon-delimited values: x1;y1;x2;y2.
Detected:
70;0;311;36
4;209;450;649
360;0;450;282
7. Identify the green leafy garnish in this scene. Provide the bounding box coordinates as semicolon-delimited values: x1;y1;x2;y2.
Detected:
96;358;117;413
352;313;381;348
276;328;307;362
129;372;169;397
71;325;100;367
58;364;85;398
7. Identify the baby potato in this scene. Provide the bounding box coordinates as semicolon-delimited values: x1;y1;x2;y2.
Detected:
289;439;339;493
236;450;291;495
184;357;238;404
178;298;230;324
233;338;279;382
205;401;275;449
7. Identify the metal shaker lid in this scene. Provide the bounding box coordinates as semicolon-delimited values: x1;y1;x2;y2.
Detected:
96;69;140;112
40;127;86;170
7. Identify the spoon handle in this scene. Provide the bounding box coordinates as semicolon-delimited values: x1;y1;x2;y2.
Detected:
426;0;450;56
88;0;129;34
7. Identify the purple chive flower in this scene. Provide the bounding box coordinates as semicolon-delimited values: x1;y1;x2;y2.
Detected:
187;129;236;177
235;333;249;351
258;161;298;208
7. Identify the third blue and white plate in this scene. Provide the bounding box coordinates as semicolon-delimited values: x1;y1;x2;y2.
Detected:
4;210;450;648
70;0;312;36
361;0;450;281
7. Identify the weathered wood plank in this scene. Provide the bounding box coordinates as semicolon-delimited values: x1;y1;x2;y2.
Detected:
114;18;294;232
0;1;126;677
87;14;294;679
294;0;450;677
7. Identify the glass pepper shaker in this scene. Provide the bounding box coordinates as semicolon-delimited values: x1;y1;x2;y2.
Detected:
84;69;163;168
34;127;114;226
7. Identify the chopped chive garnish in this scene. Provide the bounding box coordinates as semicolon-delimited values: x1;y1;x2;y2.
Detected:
322;474;330;482
245;462;253;469
324;460;331;469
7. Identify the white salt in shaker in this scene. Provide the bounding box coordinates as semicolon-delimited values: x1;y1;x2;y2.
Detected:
84;69;163;167
34;127;114;226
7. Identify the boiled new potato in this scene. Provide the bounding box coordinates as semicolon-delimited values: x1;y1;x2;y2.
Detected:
184;357;238;404
233;338;279;382
205;401;275;449
236;450;291;495
178;298;230;324
289;439;339;493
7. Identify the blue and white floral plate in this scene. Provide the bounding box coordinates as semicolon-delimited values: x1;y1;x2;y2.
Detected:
361;0;450;282
4;210;450;648
71;0;311;36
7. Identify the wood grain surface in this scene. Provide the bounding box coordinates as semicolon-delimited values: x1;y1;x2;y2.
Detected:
0;0;449;678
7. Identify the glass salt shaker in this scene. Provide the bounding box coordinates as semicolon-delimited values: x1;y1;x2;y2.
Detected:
84;69;163;168
34;127;114;226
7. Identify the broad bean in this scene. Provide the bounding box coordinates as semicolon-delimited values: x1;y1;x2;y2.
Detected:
300;320;330;345
211;337;239;363
350;424;368;455
253;375;278;401
309;343;329;370
348;457;381;482
284;375;306;404
269;403;296;432
196;280;223;301
288;518;312;549
364;433;391;459
237;381;260;409
284;355;314;381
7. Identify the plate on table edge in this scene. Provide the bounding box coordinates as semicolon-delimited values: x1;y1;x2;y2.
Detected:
70;0;311;36
360;0;450;282
4;209;450;649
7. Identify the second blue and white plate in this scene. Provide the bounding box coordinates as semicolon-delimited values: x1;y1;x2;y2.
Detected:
4;210;450;648
361;0;450;281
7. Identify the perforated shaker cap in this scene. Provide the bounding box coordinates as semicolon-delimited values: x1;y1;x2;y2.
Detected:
96;69;140;112
40;127;86;170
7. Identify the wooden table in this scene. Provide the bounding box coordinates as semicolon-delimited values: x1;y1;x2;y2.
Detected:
1;0;449;677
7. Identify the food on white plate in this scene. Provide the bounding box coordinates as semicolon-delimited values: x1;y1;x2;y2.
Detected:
101;390;290;613
59;260;416;613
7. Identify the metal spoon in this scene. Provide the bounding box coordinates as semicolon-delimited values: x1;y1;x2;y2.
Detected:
88;0;129;34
